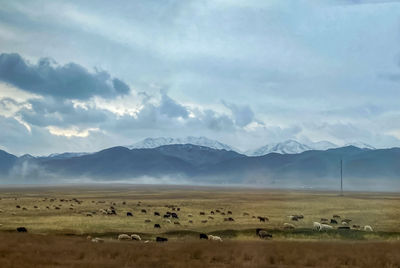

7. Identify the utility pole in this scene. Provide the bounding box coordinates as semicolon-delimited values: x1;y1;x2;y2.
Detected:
340;158;343;196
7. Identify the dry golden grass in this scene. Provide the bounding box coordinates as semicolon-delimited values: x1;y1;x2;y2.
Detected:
0;185;399;240
0;233;399;268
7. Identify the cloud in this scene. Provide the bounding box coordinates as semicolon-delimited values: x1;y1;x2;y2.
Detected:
222;101;255;127
0;53;130;100
46;126;100;138
159;92;189;118
16;97;110;128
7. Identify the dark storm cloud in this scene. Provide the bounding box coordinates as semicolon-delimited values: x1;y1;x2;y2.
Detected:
0;53;130;100
16;97;110;128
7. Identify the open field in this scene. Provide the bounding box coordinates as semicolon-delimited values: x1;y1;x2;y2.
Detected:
0;185;399;239
0;185;400;267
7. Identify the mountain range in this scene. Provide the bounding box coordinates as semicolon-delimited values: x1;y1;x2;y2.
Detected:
0;138;398;191
128;137;374;156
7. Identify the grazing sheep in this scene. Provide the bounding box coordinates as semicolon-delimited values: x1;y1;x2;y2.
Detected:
154;212;160;216
364;225;373;232
210;211;215;215
156;237;168;242
288;215;299;221
187;214;193;217
258;230;273;239
92;237;104;243
283;223;295;230
320;224;333;231
16;227;27;233
131;234;141;241
16;205;20;208
228;217;235;222
215;209;221;213
342;219;352;223
352;225;361;229
144;219;151;223
188;220;193;224
330;219;338;224
258;216;269;222
86;213;92;217
154;224;161;228
201;220;208;223
174;222;180;225
320;218;328;223
118;234;132;241
171;212;179;219
333;215;341;219
313;222;322;231
208;216;214;220
199;212;205;216
164;219;171;224
341;221;348;225
208;235;223;242
199;233;208;240
243;212;250;216
141;209;147;214
227;211;232;215
127;212;133;217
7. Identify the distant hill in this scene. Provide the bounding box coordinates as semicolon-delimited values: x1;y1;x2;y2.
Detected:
1;145;399;190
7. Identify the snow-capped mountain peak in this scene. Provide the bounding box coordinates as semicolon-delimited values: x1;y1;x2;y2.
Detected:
344;142;375;150
307;140;337;151
128;136;236;151
248;140;313;156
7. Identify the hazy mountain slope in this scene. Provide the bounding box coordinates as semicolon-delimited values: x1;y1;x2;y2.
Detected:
154;144;245;167
1;145;399;190
38;146;195;179
0;150;18;174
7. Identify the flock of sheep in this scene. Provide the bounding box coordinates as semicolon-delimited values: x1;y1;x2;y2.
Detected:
7;197;374;243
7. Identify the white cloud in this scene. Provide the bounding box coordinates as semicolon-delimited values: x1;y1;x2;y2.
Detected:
47;126;100;138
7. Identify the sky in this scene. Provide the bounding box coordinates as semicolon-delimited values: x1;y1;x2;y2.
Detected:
1;0;400;156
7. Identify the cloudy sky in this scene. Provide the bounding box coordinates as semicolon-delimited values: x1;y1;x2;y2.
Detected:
1;0;400;155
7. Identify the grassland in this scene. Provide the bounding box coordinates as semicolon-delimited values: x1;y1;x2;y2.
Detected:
0;185;399;239
0;185;399;267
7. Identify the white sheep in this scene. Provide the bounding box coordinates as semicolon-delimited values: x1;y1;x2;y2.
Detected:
208;235;223;242
91;237;104;243
320;224;333;231
313;221;322;231
118;234;132;241
364;225;373;232
131;234;141;241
